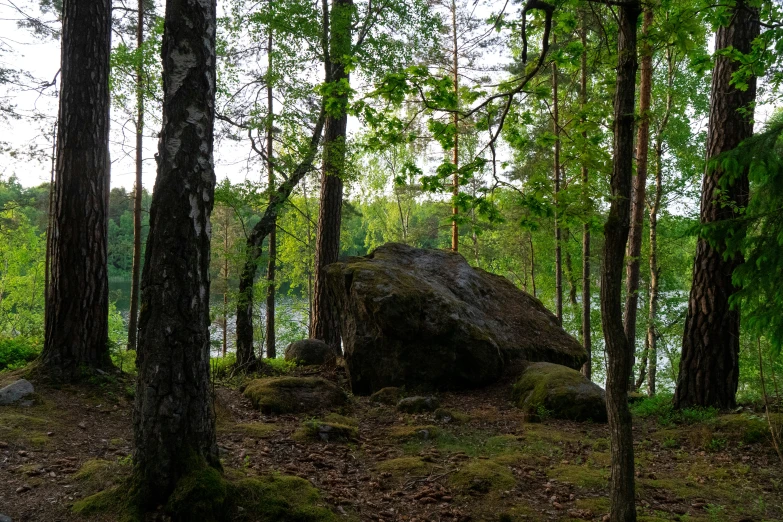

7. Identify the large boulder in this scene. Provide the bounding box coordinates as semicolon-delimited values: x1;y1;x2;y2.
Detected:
0;379;34;406
512;362;606;422
325;243;585;394
284;339;333;366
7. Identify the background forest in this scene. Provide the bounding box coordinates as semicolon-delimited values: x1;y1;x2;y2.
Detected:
1;0;781;401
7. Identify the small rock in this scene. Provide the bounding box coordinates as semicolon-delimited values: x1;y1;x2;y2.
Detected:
397;396;440;413
0;441;8;448
77;422;87;430
0;514;13;522
0;379;34;405
16;485;30;494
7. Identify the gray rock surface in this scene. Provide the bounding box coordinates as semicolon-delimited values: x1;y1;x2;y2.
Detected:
325;243;586;394
0;379;34;405
284;339;333;366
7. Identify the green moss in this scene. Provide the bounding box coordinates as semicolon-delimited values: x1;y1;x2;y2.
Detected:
548;464;608;489
166;465;228;521
295;420;358;442
434;408;471;424
0;411;53;446
231;474;337;521
512;362;607;422
388;424;439;441
72;486;139;521
369;387;401;405
243;377;347;414
323;413;358;426
709;413;776;444
397;396;440;413
449;460;515;494
74;459;130;494
376;456;431;477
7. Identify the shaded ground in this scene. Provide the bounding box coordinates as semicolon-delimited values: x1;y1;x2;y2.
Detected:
1;367;781;522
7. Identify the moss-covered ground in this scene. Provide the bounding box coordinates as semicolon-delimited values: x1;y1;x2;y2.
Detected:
1;369;781;521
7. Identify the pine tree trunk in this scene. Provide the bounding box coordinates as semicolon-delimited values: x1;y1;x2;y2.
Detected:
235;112;326;367
553;51;562;324
132;0;220;506
128;0;145;352
674;2;758;410
41;0;112;378
312;0;352;354
580;17;591;380
601;2;640;520
265;18;277;360
623;7;653;389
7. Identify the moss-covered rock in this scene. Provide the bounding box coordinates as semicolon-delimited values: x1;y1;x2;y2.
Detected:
369;387;401;405
449;460;515;494
324;243;586;394
296;419;358;442
243;377;347;414
376;456;432;477
512;362;607;422
73;467;337;522
388;424;440;441
284;339;334;366
397;395;439;413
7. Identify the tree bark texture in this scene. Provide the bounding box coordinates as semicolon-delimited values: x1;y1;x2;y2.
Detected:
674;2;758;410
580;17;591;380
623;7;653;388
311;0;353;354
127;0;145;352
601;2;640;520
553;52;563;325
132;0;220;506
451;0;459;253
265;17;277;360
41;0;112;378
235;111;326;367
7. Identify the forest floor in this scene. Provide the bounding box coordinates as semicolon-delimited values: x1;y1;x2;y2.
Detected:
1;366;782;522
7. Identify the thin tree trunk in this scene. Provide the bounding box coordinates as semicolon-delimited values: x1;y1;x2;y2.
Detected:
312;0;352;354
674;1;759;410
235;111;326;367
565;229;577;305
44;120;56;329
623;7;653;390
265;15;277;359
223;209;229;358
553;49;562;324
529;231;536;298
640;47;674;396
132;0;220;506
451;0;459;252
580;17;591;380
41;0;112;378
601;2;640;520
128;0;144;352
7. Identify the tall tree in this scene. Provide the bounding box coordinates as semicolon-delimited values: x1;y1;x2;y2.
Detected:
450;0;460;252
127;0;145;352
674;1;759;410
311;0;353;353
600;1;640;520
132;0;220;506
623;6;653;387
40;0;112;378
579;15;591;379
552;35;563;324
265;8;277;359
